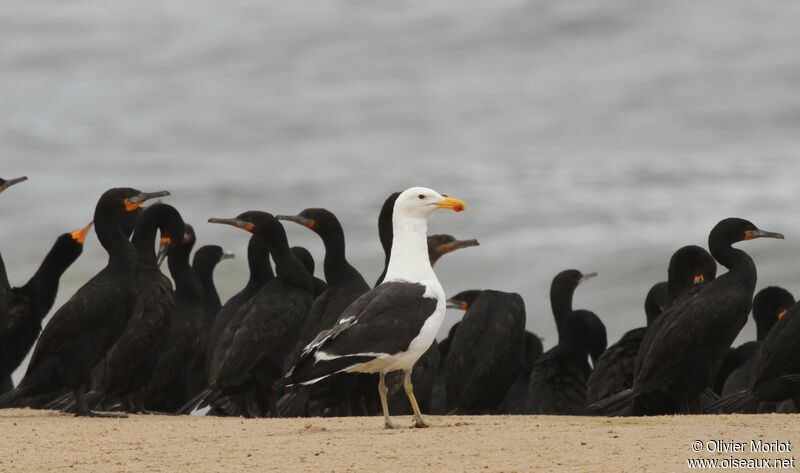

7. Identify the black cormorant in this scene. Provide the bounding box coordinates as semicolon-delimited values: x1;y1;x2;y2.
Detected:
0;188;168;415
596;218;783;415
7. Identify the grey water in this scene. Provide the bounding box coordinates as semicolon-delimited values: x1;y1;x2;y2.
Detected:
3;0;800;384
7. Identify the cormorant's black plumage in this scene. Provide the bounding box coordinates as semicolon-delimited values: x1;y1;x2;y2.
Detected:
290;246;327;299
444;290;526;413
185;245;233;400
0;187;168;415
426;234;479;266
716;286;794;399
707;296;800;414
279;209;369;371
587;246;717;407
526;309;607;415
374;192;400;287
180;211;313;415
0;226;88;385
145;224;205;411
205;235;273;378
599;218;783;416
276;209;370;417
498;331;544;414
87;203;185;411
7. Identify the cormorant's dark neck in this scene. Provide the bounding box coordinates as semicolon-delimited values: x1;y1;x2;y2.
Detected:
644;297;661;326
168;249;203;301
195;261;222;318
556;333;588;360
756;321;771;341
375;259;390;287
755;314;778;341
22;238;80;319
320;225;365;287
375;201;394;287
267;236;312;293
710;241;757;291
95;211;135;270
132;204;184;267
247;237;274;288
550;285;576;336
665;279;687;308
131;216;161;266
375;237;391;287
0;251;9;303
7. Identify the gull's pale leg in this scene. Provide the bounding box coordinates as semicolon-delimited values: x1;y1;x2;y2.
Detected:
404;369;429;428
378;371;399;429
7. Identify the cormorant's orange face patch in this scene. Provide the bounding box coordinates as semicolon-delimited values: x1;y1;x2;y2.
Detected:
305;219;316;230
125;199;143;212
460;300;468;311
778;309;788;320
694;274;705;284
71;222;93;245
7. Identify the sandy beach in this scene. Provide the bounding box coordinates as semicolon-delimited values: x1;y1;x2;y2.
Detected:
0;409;797;472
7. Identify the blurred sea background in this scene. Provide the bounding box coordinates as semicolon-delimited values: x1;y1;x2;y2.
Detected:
2;0;800;384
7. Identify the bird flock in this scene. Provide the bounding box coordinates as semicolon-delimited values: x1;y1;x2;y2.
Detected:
1;175;798;428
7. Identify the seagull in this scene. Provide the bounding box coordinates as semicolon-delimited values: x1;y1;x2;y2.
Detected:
284;187;466;428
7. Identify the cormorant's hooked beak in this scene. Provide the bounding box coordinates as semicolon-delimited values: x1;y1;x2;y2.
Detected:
579;272;598;284
276;215;316;229
220;250;235;262
157;237;170;266
0;176;27;193
71;221;94;245
208;217;255;232
446;298;469;310
438;238;480;255
431;196;467;212
125;190;170;212
744;229;785;241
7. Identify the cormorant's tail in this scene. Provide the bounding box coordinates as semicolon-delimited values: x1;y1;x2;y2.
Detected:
177;388;217;415
84;390;104;410
44;392;74;411
706;375;800;414
587;388;635;416
212;396;243;417
59;390;105;413
0;386;29;408
276;391;310;417
283;355;375;387
704;390;756;414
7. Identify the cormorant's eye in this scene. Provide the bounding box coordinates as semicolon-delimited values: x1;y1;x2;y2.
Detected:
418;194;425;199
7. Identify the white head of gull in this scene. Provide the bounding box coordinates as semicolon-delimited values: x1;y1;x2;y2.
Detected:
285;186;466;429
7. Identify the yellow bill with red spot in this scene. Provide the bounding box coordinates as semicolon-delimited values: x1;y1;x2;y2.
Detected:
432;196;467;212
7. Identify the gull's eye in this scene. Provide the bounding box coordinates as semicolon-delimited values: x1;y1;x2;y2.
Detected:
418;194;425;199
